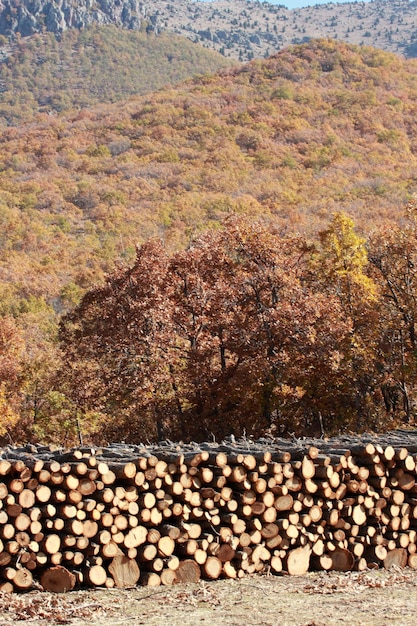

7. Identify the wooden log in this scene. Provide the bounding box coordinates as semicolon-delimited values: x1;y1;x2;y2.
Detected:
36;485;52;503
169;559;200;584
108;556;140;588
202;556;222;580
18;489;36;509
12;568;33;590
101;541;123;559
351;504;367;526
329;548;354;571
260;523;280;540
136;543;157;563
286;545;311;576
223;560;239;578
384;548;408;569
166;555;180;571
0;552;12;567
275;494;294;512
40;566;76;593
158;536;175;558
141;572;161;587
86;564;107;587
43;534;61;555
160;568;176;586
408;553;417;569
270;555;283;573
123;526;147;549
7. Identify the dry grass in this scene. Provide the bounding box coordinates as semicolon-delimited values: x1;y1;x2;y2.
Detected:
1;568;417;626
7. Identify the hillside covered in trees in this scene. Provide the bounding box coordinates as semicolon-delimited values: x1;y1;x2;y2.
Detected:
0;25;233;124
2;39;417;444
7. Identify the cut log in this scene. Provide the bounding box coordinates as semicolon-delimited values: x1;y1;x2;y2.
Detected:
330;548;354;571
101;541;123;559
408;553;417;569
43;534;61;555
108;556;140;588
173;559;201;583
202;556;222;580
13;568;33;590
141;572;161;587
161;524;182;541
123;526;147;549
301;457;316;479
274;492;294;511
87;564;107;587
157;536;175;557
40;566;76;593
286;545;311;576
137;544;158;562
223;561;238;578
384;548;408;569
270;555;283;573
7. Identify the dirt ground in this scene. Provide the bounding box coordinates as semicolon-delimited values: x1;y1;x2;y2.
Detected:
1;568;417;626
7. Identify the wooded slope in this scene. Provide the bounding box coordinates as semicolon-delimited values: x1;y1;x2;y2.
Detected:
2;40;417;316
0;26;233;124
2;40;417;445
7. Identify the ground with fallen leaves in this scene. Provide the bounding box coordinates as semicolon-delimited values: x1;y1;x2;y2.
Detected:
1;569;417;626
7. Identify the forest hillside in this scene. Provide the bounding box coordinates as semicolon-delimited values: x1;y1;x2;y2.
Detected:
0;25;234;124
2;39;417;443
2;40;417;313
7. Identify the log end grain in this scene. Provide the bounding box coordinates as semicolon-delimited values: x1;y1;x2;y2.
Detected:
174;559;201;583
108;556;140;588
40;566;76;593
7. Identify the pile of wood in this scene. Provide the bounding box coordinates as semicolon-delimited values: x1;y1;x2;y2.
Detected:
2;430;417;592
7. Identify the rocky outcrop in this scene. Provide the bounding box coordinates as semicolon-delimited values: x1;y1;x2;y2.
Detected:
0;0;142;37
0;0;417;62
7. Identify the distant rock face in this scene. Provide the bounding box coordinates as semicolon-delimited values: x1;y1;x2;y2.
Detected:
0;0;143;36
0;0;416;61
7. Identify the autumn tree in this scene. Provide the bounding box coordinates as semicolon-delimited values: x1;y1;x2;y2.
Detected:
368;201;417;421
59;218;356;442
0;316;25;440
308;212;385;431
171;220;352;438
58;239;176;442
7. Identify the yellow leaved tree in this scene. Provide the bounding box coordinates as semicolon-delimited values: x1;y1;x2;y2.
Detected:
0;317;24;440
312;212;382;431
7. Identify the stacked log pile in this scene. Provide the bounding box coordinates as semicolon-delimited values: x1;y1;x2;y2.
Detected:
2;430;417;592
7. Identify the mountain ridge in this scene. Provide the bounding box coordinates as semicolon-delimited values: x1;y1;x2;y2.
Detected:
1;0;417;61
